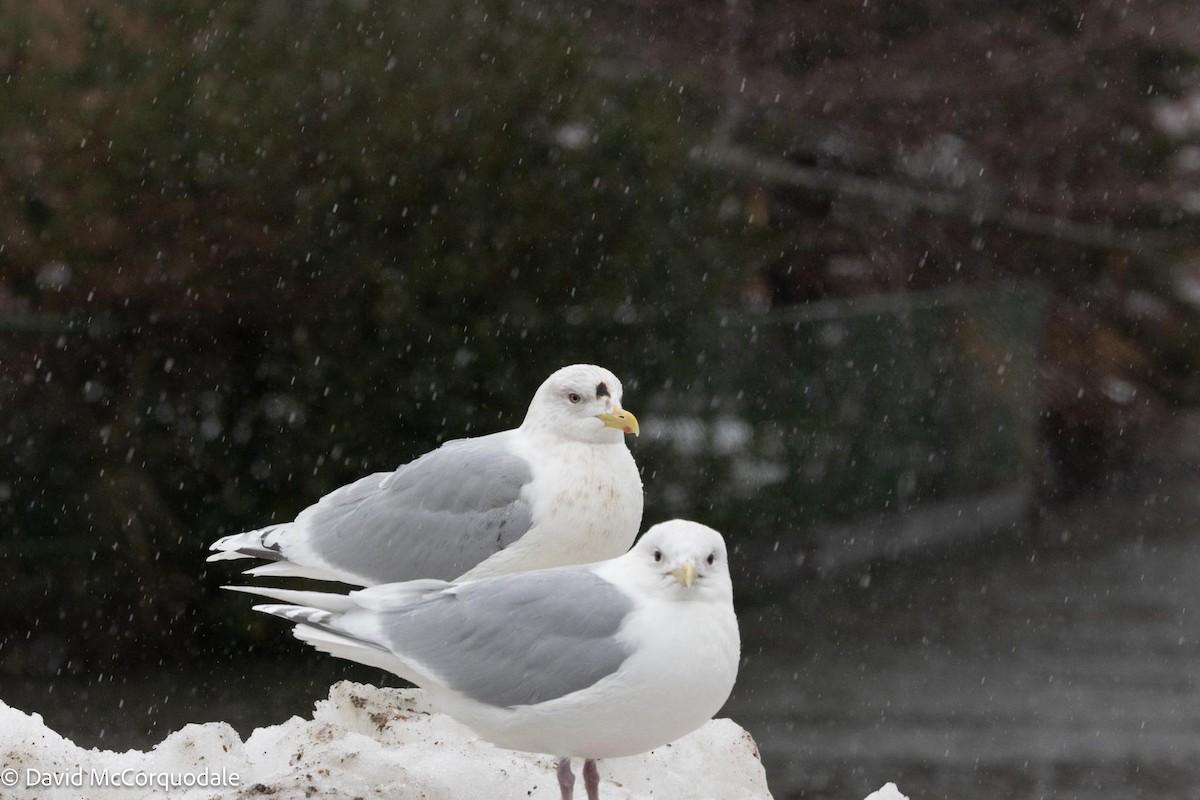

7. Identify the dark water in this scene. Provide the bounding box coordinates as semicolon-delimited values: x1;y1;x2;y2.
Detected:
4;479;1200;800
728;478;1200;799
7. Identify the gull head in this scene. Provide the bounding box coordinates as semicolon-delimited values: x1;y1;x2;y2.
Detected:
629;520;732;602
522;364;640;444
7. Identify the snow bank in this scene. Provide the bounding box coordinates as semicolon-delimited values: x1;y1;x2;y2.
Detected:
0;681;776;799
863;784;909;800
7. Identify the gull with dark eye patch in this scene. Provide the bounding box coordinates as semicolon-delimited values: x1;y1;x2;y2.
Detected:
236;519;740;800
209;364;643;586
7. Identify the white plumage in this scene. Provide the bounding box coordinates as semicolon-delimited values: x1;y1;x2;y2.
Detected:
208;364;643;585
239;520;741;800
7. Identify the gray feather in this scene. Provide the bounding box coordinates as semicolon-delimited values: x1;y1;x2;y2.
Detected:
225;434;535;584
369;568;634;708
256;568;635;709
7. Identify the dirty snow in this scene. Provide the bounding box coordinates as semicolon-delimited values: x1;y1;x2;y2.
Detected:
0;681;787;799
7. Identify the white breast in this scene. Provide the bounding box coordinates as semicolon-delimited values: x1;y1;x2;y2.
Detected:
459;437;643;579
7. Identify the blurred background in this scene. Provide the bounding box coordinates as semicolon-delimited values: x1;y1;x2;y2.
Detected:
3;1;1200;797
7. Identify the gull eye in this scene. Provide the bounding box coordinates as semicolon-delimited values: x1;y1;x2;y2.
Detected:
567;392;582;404
706;552;716;566
653;549;662;563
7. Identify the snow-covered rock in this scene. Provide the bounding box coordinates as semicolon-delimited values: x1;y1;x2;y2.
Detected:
0;681;775;799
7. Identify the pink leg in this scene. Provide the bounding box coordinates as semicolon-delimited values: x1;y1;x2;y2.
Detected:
583;759;601;800
557;757;575;800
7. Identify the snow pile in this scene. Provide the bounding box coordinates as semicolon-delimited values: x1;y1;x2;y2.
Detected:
864;784;909;800
0;681;775;799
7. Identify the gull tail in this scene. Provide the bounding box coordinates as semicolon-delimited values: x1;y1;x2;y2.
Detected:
209;525;363;585
206;525;288;563
252;603;403;675
223;585;357;613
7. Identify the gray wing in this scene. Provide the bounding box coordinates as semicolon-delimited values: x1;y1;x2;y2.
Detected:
372;568;634;708
218;433;535;585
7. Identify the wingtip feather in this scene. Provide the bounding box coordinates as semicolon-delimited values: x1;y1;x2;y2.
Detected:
225;584;358;612
206;550;249;562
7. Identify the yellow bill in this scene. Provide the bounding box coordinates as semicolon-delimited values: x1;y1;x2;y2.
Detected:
595;407;640;436
671;561;697;588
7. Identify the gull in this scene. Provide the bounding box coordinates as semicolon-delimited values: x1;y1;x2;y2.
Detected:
208;364;642;585
237;519;740;800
